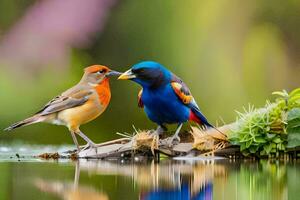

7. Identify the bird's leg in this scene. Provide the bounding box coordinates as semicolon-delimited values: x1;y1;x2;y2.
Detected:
70;131;80;153
168;123;183;147
151;125;167;136
76;130;98;152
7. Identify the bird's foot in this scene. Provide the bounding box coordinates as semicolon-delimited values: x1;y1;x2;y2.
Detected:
81;142;98;153
149;130;162;137
66;148;79;154
167;135;181;147
150;125;165;137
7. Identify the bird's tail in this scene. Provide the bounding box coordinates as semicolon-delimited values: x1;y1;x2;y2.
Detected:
4;116;41;131
191;107;226;136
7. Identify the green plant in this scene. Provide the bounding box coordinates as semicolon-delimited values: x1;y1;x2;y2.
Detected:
286;108;300;148
229;88;300;156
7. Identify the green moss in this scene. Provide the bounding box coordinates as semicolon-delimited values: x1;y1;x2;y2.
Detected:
229;88;300;156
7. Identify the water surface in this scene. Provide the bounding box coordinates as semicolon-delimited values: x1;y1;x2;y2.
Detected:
0;145;299;200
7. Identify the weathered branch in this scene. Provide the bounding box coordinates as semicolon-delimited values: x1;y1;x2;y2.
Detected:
74;124;234;159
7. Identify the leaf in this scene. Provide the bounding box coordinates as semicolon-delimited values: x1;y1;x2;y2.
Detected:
272;137;282;144
272;90;288;97
287;119;300;129
287;108;300;122
246;140;252;148
242;150;250;156
287;132;300;148
249;145;259;153
287;109;300;134
254;137;266;143
271;148;277;153
277;143;285;151
289;88;300;97
240;135;252;142
289;95;300;103
287;126;300;134
266;133;276;139
240;143;247;151
260;149;267;156
263;144;272;154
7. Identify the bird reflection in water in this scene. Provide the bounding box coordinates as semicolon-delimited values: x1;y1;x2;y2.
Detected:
137;161;225;200
78;159;226;200
28;159;289;200
34;159;227;200
34;161;109;200
140;183;213;200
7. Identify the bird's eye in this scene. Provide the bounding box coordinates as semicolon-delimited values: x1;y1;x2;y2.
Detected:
133;68;145;74
97;69;106;74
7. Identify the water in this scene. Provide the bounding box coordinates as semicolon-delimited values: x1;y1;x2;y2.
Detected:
0;145;299;200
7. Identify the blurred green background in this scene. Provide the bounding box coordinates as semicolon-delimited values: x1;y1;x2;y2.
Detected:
0;0;299;145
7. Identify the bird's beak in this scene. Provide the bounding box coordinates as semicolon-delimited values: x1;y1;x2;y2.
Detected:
118;69;136;80
106;70;122;77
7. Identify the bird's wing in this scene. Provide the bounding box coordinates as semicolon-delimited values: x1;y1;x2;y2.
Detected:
36;87;93;116
171;74;212;127
138;89;144;108
171;74;196;106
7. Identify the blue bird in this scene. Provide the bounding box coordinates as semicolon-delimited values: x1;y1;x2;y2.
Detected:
118;61;218;145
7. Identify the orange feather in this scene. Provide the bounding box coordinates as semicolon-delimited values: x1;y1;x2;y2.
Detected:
95;78;111;106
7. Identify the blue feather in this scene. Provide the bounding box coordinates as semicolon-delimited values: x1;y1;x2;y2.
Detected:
128;61;213;128
142;84;190;125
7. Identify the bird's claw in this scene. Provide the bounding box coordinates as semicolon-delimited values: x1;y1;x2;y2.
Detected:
69;148;80;154
167;136;180;147
81;142;98;153
150;130;162;137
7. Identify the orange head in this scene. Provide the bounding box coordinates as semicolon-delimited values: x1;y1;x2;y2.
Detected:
81;65;121;85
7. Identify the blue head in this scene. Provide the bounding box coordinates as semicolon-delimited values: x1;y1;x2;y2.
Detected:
118;61;172;88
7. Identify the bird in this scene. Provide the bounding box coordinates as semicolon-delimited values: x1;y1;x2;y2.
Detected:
118;61;219;146
4;65;121;152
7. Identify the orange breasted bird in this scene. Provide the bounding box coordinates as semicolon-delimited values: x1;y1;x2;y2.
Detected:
4;65;121;152
118;61;221;146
